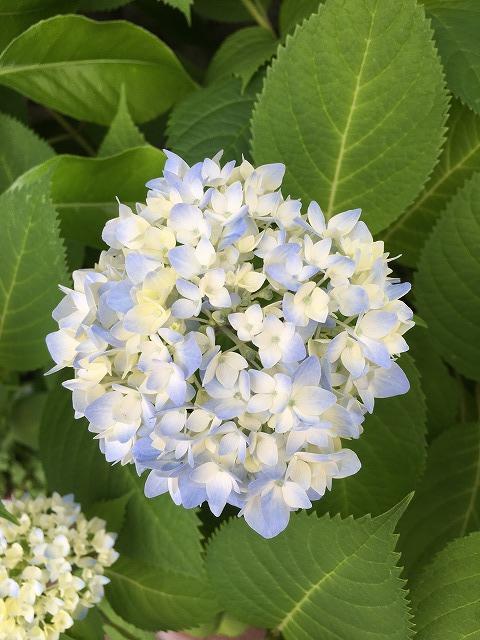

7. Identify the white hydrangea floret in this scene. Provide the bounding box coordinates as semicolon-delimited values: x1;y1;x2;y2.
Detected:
0;493;118;640
47;150;414;539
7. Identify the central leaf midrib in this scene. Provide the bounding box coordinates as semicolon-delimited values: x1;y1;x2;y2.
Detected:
326;5;377;217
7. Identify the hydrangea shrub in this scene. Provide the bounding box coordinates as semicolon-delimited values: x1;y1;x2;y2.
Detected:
0;0;478;638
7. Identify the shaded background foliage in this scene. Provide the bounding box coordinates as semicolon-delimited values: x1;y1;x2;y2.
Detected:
0;0;479;638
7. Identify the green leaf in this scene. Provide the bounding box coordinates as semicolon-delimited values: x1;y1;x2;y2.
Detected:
0;15;195;125
14;146;166;249
167;77;256;164
398;423;480;574
207;498;413;640
10;391;47;449
317;356;426;518
0;0;79;52
98;87;146;157
251;0;448;233
411;532;480;640
426;0;480;114
408;327;459;441
0;498;19;525
77;0;132;9
68;608;103;640
40;385;205;578
0;176;67;370
206;26;277;89
416;172;480;381
0;111;54;193
85;493;132;534
279;0;321;36
106;557;219;631
161;0;193;23
99;600;155;640
384;101;480;267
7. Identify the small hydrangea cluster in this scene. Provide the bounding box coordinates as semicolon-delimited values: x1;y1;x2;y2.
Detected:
47;151;413;538
0;493;118;639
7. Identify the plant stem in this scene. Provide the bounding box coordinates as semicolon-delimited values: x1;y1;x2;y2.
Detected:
241;0;275;35
98;608;140;640
46;108;96;156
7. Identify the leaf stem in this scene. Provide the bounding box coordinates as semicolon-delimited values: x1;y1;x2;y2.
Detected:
46;108;96;156
99;606;141;640
241;0;275;35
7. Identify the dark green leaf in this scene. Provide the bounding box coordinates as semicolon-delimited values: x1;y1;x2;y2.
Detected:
0;15;195;125
412;532;480;639
161;0;193;23
408;327;459;440
106;557;219;631
68;608;103;640
0;111;54;193
167;77;256;164
206;26;277;89
0;176;67;370
279;0;321;36
14;146;166;249
399;423;480;574
193;0;271;23
251;0;448;233
85;493;132;534
416;173;480;381
426;0;480;114
207;498;413;640
384;101;480;266
99;600;155;640
10;391;47;449
317;356;426;517
0;498;19;525
98;87;146;157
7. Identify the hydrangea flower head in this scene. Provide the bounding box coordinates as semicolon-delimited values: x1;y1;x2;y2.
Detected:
0;492;118;639
47;150;413;538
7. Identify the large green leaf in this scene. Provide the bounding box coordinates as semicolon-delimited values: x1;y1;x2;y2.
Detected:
40;385;205;578
408;327;459;441
0;15;195;125
167;77;256;164
0;176;67;370
426;0;480;115
106;558;218;631
207;498;412;640
98;87;146;157
206;26;277;89
0;111;54;193
279;0;321;36
251;0;448;233
384;101;480;267
0;0;78;52
14;146;166;249
399;423;480;574
416;173;480;381
317;356;426;517
411;532;480;640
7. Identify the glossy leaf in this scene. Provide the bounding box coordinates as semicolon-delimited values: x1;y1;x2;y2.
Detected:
416;173;480;381
0;111;54;193
98;87;146;157
14;146;166;249
0;0;78;52
399;423;480;573
251;0;448;233
0;176;67;370
411;532;480;639
384;101;480;266
207;498;413;640
167;77;256;164
318;356;426;517
206;26;277;89
0;15;195;124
